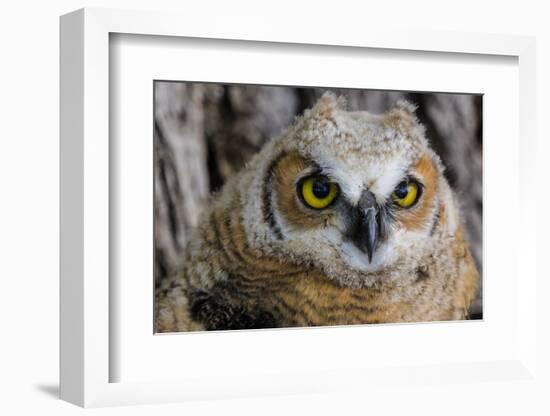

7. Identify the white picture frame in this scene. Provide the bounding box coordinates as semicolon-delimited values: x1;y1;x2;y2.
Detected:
60;7;538;408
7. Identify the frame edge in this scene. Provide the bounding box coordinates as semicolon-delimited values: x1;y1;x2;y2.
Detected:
59;8;85;407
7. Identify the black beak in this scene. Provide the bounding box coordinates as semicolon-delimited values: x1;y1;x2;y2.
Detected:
348;190;384;263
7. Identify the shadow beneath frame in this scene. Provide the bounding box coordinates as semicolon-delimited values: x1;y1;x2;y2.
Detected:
34;383;59;399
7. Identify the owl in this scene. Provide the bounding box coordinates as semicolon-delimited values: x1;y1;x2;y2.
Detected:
156;92;479;332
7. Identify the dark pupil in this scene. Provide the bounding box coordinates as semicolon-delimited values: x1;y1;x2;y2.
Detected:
395;182;409;199
312;178;330;199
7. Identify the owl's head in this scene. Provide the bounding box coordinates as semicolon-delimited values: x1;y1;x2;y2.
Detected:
241;92;459;287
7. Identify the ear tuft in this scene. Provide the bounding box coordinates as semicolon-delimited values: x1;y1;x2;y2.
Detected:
394;99;418;116
308;92;346;119
384;99;420;129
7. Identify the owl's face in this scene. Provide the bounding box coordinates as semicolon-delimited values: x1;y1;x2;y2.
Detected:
244;93;455;288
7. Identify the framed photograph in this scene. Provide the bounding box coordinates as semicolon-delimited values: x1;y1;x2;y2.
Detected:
153;81;484;333
60;8;538;408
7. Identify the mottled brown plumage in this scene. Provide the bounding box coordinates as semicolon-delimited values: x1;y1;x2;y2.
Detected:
156;93;479;332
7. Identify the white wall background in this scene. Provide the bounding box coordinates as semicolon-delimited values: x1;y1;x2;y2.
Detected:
0;1;548;414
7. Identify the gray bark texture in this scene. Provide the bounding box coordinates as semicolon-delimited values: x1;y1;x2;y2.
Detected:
154;82;483;317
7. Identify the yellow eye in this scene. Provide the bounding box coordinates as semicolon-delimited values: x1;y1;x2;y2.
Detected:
300;175;339;209
392;180;420;208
